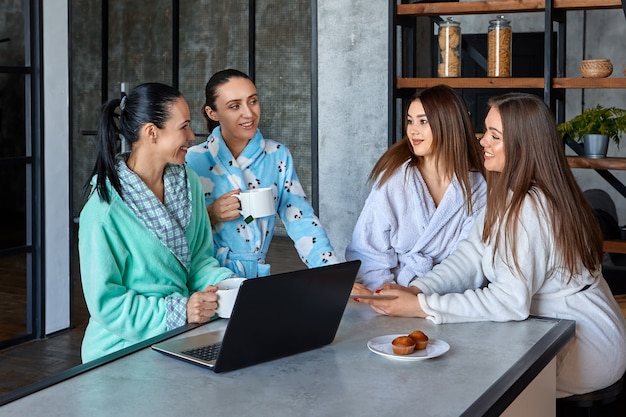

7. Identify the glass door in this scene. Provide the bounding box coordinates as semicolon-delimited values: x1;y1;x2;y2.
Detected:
0;0;43;349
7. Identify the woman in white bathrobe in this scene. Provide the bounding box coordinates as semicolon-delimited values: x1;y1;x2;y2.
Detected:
360;93;626;399
347;85;487;291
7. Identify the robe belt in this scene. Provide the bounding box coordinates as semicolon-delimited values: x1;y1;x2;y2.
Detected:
226;252;267;263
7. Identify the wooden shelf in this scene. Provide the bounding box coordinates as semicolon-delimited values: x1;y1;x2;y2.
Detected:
554;0;623;10
397;0;623;16
397;77;626;90
567;156;626;170
553;78;626;88
397;77;544;89
398;1;545;15
604;240;626;254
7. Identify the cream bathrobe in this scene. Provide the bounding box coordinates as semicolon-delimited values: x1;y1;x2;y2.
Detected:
411;188;626;398
346;162;487;289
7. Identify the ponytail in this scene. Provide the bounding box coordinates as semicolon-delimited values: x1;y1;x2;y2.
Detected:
89;98;123;203
86;82;182;203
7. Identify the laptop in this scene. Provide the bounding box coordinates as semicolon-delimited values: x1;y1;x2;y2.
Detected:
152;260;360;373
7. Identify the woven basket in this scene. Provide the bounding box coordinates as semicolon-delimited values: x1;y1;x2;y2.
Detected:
580;59;613;78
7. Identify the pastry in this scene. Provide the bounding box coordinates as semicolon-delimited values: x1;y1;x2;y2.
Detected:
408;330;429;350
391;336;416;355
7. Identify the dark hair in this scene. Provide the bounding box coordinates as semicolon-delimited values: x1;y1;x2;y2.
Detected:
202;69;253;132
369;85;485;214
88;82;183;203
482;92;603;278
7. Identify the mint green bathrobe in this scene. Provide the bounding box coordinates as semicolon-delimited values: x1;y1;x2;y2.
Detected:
79;166;233;362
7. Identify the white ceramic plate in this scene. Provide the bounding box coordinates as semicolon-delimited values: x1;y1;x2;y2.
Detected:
367;334;450;361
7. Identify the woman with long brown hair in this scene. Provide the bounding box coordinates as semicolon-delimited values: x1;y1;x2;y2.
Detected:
360;92;626;398
346;85;486;291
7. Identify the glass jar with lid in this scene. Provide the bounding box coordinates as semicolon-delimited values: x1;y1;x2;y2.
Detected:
487;15;512;77
438;17;461;78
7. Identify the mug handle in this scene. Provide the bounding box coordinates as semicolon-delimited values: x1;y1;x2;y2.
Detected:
232;194;254;224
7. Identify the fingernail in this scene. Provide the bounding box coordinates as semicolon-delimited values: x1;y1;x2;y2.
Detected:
353;298;359;302
375;289;381;293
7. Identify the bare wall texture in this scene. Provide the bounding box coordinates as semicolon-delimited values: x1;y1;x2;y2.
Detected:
317;0;390;259
70;0;104;214
70;0;312;231
564;9;626;225
179;0;249;138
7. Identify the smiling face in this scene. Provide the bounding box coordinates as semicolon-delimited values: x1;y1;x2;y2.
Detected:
406;100;434;157
480;107;506;172
155;97;195;165
205;76;260;146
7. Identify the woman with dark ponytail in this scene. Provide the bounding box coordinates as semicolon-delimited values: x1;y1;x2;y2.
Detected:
79;82;236;362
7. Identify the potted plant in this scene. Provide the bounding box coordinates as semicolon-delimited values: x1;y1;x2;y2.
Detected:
557;105;626;159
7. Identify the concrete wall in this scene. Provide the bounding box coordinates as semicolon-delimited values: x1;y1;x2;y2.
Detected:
317;0;390;259
70;0;312;241
564;10;626;225
68;0;384;258
44;0;71;333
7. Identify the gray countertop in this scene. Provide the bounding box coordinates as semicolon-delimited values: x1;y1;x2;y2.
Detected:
0;303;574;417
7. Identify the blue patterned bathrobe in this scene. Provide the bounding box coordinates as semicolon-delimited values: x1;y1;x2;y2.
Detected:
186;127;339;278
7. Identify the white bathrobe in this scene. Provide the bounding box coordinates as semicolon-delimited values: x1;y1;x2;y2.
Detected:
411;188;626;398
345;162;487;289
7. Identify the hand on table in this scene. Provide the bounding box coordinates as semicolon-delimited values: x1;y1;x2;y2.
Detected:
359;283;426;318
207;189;241;222
351;282;373;299
187;286;219;323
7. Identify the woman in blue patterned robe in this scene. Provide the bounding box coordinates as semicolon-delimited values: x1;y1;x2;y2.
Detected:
186;69;339;278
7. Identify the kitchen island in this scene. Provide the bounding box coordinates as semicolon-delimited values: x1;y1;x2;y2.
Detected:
0;302;574;417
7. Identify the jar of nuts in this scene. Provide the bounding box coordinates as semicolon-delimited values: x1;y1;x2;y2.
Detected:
487;15;511;77
438;17;462;78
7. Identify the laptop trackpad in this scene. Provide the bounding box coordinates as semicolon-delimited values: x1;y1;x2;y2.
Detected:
152;330;225;367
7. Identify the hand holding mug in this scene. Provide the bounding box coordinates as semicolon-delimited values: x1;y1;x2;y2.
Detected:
187;286;219;323
233;187;276;223
215;277;247;318
208;189;241;222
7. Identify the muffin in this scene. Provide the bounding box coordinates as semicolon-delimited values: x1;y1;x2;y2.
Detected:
408;330;429;350
391;336;416;355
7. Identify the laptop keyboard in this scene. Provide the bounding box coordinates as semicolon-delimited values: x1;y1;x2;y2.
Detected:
182;342;222;361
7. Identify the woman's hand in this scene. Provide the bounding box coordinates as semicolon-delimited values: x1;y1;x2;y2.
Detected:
379;282;421;295
351;282;373;298
207;189;241;222
186;286;219;323
361;285;427;318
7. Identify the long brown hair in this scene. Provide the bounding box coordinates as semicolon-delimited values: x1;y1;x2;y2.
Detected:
369;85;485;214
482;93;603;278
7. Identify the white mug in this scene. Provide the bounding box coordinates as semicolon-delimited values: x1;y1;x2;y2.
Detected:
233;187;275;222
215;277;247;319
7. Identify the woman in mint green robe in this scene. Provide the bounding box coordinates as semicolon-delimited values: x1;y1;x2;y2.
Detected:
79;83;234;362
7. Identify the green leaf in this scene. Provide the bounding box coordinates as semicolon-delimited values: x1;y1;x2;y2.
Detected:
557;105;626;147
